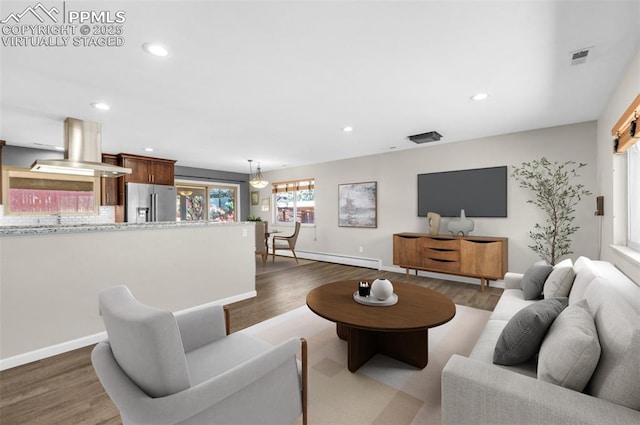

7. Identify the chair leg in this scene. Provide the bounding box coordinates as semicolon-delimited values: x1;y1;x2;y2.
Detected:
223;306;231;335
261;252;267;268
291;248;299;264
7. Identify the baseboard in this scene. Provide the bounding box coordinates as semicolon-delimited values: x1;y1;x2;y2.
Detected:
0;290;257;371
0;333;109;371
281;250;382;269
173;290;258;316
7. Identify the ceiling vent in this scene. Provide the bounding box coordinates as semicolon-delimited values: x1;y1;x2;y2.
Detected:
408;131;442;144
570;48;591;65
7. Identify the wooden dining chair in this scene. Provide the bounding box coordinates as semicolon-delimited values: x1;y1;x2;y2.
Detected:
272;221;301;263
255;221;268;268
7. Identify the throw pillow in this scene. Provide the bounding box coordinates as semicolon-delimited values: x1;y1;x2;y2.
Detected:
584;279;640;410
493;297;568;366
543;259;576;299
568;256;597;305
521;261;553;300
538;299;600;391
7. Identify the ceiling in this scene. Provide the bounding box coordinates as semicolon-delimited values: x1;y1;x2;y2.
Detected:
1;1;639;173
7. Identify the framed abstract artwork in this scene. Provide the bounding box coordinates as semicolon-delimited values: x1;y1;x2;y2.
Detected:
338;181;377;228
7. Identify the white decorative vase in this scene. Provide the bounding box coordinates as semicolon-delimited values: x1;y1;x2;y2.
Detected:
371;279;394;301
447;209;475;236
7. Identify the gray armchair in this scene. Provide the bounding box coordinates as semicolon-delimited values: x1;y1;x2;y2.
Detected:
92;285;307;425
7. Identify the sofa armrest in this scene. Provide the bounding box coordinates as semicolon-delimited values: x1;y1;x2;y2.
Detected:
174;304;227;352
503;272;524;290
442;355;640;425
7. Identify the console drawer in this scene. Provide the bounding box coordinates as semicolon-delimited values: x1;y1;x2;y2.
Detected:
424;258;460;273
423;238;459;250
425;248;460;262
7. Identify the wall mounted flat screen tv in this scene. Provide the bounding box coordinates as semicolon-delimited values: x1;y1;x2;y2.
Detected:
418;166;507;217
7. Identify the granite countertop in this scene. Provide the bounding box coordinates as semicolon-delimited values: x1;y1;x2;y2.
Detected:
0;221;248;236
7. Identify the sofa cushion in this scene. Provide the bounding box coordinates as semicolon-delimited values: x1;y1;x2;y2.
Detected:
521;261;553;300
538;299;600;391
543;258;575;299
489;289;538;322
585;277;640;410
568;256;598;305
469;319;537;377
185;332;272;385
493;297;568;366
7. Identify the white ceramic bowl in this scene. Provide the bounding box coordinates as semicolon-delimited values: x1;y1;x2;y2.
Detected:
371;278;394;301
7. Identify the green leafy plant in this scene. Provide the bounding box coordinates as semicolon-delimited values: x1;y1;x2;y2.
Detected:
246;216;262;222
511;157;592;265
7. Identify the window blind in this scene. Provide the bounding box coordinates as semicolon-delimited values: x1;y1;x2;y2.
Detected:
272;179;315;193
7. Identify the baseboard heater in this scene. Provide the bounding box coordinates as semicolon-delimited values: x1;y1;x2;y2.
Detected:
279;250;382;270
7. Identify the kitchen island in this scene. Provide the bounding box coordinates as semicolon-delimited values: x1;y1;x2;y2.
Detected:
0;221;256;368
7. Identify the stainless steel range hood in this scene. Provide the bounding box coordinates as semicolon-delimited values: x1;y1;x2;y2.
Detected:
30;118;132;178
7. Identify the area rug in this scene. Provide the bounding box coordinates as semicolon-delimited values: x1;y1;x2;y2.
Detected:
240;304;491;425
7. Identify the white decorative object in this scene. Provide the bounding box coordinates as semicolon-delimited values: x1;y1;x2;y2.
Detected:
447;209;475;236
371;278;394;301
427;212;441;235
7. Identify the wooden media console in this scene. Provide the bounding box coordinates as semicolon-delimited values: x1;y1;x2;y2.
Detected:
393;233;508;291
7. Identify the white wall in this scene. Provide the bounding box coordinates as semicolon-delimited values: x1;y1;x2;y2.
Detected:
251;121;598;274
596;44;640;283
0;223;256;363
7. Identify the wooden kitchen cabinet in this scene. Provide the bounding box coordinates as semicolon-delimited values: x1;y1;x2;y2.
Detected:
393;233;508;291
100;153;120;205
119;153;176;185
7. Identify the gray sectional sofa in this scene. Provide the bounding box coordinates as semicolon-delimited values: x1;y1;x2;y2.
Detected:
442;256;640;425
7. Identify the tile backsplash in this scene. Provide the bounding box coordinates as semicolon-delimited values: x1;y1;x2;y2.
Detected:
0;205;116;226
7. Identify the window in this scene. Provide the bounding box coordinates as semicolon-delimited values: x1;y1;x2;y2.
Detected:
612;95;640;253
176;182;238;222
272;179;315;225
209;185;237;222
628;143;639;251
176;186;206;221
3;167;99;215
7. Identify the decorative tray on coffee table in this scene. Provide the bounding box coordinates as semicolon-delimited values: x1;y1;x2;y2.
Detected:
352;292;398;307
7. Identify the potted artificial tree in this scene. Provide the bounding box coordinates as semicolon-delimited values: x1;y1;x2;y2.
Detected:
512;157;592;265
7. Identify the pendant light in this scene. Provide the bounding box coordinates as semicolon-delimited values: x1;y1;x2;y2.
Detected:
248;160;268;188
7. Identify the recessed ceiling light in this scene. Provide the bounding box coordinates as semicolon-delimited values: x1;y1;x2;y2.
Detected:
342;126;353;132
91;102;110;110
142;42;169;57
470;93;489;101
144;147;154;152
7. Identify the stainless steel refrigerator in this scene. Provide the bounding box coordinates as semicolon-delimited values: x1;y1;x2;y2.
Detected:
125;182;177;223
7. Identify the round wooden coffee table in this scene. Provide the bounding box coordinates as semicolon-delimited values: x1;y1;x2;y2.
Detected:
306;280;456;372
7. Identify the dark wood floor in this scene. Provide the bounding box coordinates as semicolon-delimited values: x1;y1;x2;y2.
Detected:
0;260;502;424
